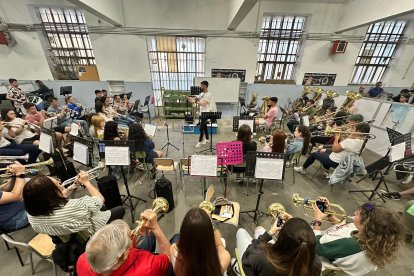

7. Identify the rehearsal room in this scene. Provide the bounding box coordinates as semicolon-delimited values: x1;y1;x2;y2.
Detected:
2;0;414;275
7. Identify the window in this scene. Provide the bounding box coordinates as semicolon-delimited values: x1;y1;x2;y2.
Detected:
38;7;96;80
256;15;306;82
147;36;205;104
350;20;407;84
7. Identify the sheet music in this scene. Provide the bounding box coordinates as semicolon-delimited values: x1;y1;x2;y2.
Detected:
39;133;53;154
105;146;130;166
73;142;89;165
144;123;157;137
43;117;57;129
302;116;310;126
255;158;284;180
69;123;79;136
390;142;405;162
190;155;217;176
239;119;254;132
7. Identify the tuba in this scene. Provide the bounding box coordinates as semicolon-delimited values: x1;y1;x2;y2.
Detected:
340;91;362;113
292;193;347;223
260;96;270;114
292;86;313;111
311;87;324;102
131;197;169;237
325;90;339;99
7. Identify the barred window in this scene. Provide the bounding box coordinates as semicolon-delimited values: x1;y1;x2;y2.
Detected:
147;36;205;103
350;20;407;84
256;15;306;82
38;7;96;80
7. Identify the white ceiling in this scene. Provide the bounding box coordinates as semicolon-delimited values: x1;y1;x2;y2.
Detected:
265;0;349;3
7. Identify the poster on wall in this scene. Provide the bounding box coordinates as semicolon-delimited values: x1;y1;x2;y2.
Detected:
302;73;337;86
380;103;411;131
212;69;246;82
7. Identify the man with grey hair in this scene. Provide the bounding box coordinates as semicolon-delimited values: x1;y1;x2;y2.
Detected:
76;209;171;275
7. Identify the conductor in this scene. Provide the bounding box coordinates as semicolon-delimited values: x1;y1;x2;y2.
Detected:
187;81;216;148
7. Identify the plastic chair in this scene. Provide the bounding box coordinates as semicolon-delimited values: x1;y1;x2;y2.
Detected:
1;233;57;275
139;95;151;123
154;158;179;188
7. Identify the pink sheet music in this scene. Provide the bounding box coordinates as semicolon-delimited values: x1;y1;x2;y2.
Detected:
216;141;243;165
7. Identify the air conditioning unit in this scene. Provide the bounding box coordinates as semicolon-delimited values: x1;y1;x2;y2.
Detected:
330;40;348;55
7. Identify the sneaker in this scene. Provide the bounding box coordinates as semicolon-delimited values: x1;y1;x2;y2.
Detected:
294;166;306;174
402;174;413;185
231;258;241;276
202;139;210;145
195;142;203;148
382;192;401;200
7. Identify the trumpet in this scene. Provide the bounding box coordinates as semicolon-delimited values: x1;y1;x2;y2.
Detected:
131;197;169;237
4;122;26;128
0;158;54;178
0;154;29;164
61;162;106;191
292;193;347;223
393;161;414;173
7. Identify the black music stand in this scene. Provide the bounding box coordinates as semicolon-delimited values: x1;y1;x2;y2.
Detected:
232;116;256;133
103;140;146;222
72;136;95;167
161;122;179;157
241;151;285;224
199;111;222;154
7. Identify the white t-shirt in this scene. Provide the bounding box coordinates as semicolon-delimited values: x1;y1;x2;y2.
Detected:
197;92;216;114
4;118;36;144
0;130;11;148
329;138;364;163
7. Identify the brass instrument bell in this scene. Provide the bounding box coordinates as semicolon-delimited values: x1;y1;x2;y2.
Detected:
131;197;169;237
199;201;215;214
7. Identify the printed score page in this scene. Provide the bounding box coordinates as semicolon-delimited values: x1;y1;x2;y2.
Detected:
73;142;89;165
190;155;217;176
105;146;130;166
255;158;284;180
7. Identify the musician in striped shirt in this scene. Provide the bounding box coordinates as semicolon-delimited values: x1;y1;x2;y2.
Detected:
22;171;125;236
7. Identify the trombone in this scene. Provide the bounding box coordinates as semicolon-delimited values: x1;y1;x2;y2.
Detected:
394;161;414;173
324;129;376;140
0;158;54;178
0;154;29;163
131;197;169;237
292;193;347;223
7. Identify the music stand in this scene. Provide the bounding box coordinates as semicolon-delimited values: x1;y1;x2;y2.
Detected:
232;116;256;133
241;151;285;224
199;111;222;154
216;141;243;197
72;136;95;167
103;140;146;222
161;122;179;157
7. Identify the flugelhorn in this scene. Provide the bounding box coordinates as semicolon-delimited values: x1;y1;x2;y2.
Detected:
199;201;215;214
268;203;286;227
131;197;169;237
0;158;54;178
292;193;347;223
62;162;106;191
0;154;29;163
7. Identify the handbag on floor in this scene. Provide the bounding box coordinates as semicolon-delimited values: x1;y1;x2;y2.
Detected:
97;175;123;209
154;175;175;212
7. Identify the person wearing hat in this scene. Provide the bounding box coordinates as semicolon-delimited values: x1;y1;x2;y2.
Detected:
255;96;278;127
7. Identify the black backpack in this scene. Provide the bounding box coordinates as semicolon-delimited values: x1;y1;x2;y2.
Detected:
154;175;174;212
97;175;123;209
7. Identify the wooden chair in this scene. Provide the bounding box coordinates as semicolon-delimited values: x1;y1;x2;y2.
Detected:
205;184;215;202
154;158;179;188
206;184;241;228
1;233;57;275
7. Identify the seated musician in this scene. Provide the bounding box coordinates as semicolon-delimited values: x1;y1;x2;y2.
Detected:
248;92;258;114
310;110;348;148
0;163;29;232
295;123;370;176
287;99;316;133
120;94;134;114
90;115;105;139
316;94;335;116
286;125;311;162
255;97;278;127
103;121;121;141
31;80;50;97
237;215;321;276
128;123;163;164
113;95;126;115
6;78;27;114
102;96;133;126
0;121;41;164
23;171;125;236
261;129;286;153
312;201;404;275
23;102;69;148
1;108;39;146
170;208;231;276
77;216;171;275
94;90;103;103
95;101;113;122
230;124;257;183
47;97;90;136
65;96;85;120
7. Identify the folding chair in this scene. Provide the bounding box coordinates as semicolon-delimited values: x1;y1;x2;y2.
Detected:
275;106;288;130
1;233;57;275
230;162;250;195
287;151;302;184
135;151;153;186
154;158;179;189
179;157;191;191
139;95;151;123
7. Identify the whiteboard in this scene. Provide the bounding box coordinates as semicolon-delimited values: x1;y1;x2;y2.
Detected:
194;77;240;103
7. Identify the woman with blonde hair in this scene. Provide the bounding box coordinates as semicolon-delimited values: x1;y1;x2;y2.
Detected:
313;202;404;275
90;115;105;139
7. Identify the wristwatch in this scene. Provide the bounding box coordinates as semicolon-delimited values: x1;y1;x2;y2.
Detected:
12;174;26;179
